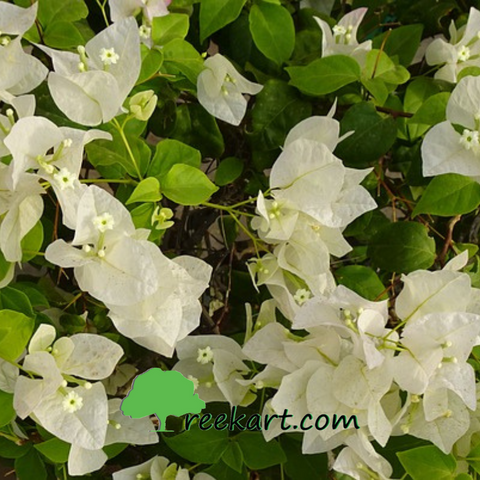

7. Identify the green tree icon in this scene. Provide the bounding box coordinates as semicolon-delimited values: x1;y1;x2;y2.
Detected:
121;368;205;432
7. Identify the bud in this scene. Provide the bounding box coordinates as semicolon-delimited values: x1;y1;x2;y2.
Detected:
129;90;157;121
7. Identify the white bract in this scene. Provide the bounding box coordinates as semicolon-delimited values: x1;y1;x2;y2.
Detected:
197;54;263;126
4;116;111;228
40;18;141;126
314;8;372;65
270;138;376;228
45;185;160;306
422;75;480;180
107;253;212;357
67;398;158;476
425;7;480;83
174;335;255;406
0;2;48;95
112;455;215;480
0;163;44;264
109;0;171;24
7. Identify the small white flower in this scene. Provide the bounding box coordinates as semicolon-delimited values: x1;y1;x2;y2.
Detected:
99;47;120;66
62;391;84;413
139;25;151;39
196;346;214;364
333;24;347;36
459;129;480;152
53;168;76;190
293;288;311;306
93;212;115;232
458;45;471;62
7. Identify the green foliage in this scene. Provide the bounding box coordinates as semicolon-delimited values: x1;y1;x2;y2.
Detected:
398;445;457;480
161;164;218;205
199;0;246;41
0;310;35;362
126;178;162;204
368;222;436;273
413;174;480;217
164;423;230;463
335;265;386;301
215;157;244;186
335;102;397;167
249;2;295;66
287;55;361;96
152;13;190;45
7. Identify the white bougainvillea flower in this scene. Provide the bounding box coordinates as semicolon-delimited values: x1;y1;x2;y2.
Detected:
393;312;480;397
0;3;48;95
425;7;480;83
270;139;376;228
284;101;352;151
0;92;35;157
0;163;44;263
107;252;211;357
5;116;111;228
109;0;171;24
112;455;215;480
33;382;109;450
174;335;255;406
395;267;473;323
40;18;141;126
314;8;372;65
401;391;470;454
422;76;480;180
197;54;263;126
45;186;160;306
68;398;158;476
333;431;394;480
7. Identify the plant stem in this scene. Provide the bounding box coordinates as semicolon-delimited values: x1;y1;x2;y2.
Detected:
95;0;109;28
112;118;143;180
80;178;137;185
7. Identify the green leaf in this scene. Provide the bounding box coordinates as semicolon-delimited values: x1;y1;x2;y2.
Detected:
137;45;164;84
161;164;218;205
363;50;410;85
204;460;249;480
163;39;204;84
43;21;84;48
164;424;229;463
361;77;389;105
0;391;15;428
409;92;450;126
34;438;70;463
372;25;424;66
215;157;244;186
131;203;156;230
15;450;47;480
335;102;397;167
152;13;190;46
148;139;201;179
60;313;87;335
21;221;44;262
222;441;244;473
0;310;34;362
0;287;34;317
172;104;225;158
335;266;387;301
200;0;246;41
281;435;327;480
236;432;286;470
0;436;32;459
250;79;312;151
467;440;480;474
397;445;456;480
457;66;480;82
413;174;480;217
368;222;436;273
126;178;162;205
249;2;295;66
38;0;88;25
287;55;361;96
